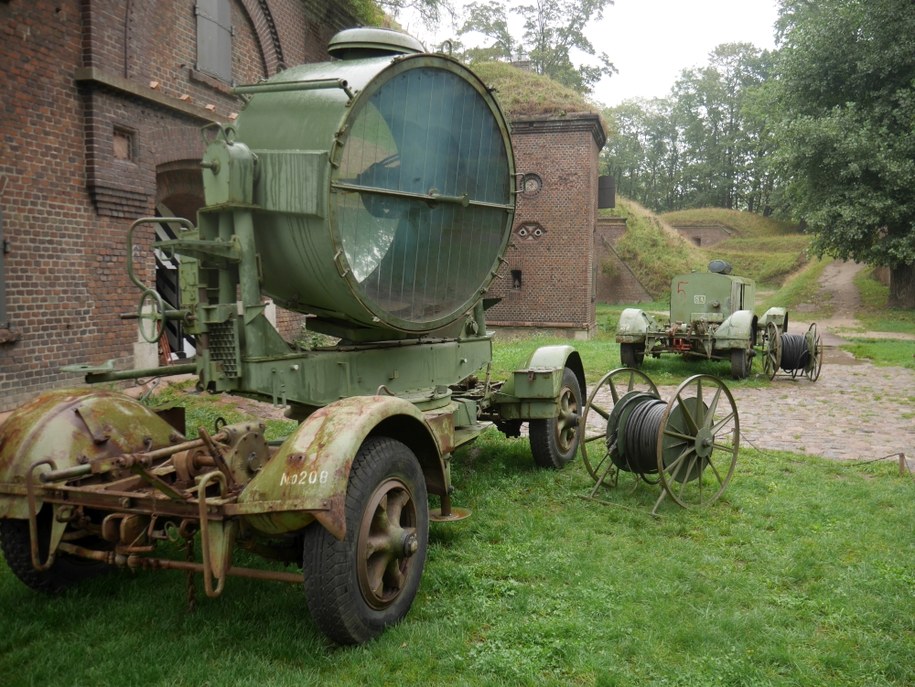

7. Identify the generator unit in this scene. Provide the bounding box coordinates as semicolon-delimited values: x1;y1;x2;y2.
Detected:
616;261;793;379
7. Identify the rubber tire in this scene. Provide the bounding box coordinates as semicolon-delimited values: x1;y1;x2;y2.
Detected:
620;343;644;368
301;436;429;645
0;512;107;593
730;348;751;380
529;367;583;469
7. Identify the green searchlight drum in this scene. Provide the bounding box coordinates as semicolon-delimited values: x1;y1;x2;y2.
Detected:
209;28;516;341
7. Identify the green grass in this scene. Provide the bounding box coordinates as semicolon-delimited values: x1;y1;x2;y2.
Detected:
148;379;298;441
605;202;811;301
853;267;915;335
490;319;774;388
471;61;601;119
2;430;913;686
607;200;703;299
660;207;800;237
841;339;915;370
758;258;831;314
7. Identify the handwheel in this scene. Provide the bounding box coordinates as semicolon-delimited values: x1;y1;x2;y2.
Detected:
137;288;166;344
580;367;659;487
805;323;823;382
655;374;739;509
762;322;782;380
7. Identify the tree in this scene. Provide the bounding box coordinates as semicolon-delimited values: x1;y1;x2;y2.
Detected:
670;43;774;211
774;0;915;307
601;44;778;215
375;0;455;26
458;0;616;94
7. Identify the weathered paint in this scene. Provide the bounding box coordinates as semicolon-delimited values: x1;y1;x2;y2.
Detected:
0;389;183;519
493;345;585;418
714;310;757;349
615;308;655;343
237;395;447;540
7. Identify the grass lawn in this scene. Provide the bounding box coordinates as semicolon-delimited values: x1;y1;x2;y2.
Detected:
1;411;912;686
2;280;913;685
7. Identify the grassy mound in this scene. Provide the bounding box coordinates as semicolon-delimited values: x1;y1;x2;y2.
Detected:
604;204;812;294
470;62;601;120
605;199;703;300
661;207;799;236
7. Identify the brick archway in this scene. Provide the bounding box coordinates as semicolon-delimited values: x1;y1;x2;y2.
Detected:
156;160;205;220
238;0;286;74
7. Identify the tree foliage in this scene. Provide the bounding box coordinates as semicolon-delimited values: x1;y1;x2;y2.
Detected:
456;0;616;94
601;43;777;216
375;0;454;26
772;0;915;305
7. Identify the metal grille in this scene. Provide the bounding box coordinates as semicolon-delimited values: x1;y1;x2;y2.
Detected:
209;320;239;378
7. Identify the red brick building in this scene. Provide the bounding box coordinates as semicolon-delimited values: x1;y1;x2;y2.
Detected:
487;113;607;339
0;0;361;410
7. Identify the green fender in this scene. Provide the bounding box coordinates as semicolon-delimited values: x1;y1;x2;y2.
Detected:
616;308;653;343
499;345;585;401
0;389;182;519
714;310;757;348
237;395;446;541
759;307;788;330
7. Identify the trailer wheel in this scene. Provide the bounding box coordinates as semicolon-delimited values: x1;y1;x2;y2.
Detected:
302;436;428;645
0;511;108;593
530;366;583;469
730;348;752;380
620;343;644;368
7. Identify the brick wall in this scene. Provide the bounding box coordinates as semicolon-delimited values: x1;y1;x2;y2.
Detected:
486;114;605;338
0;0;360;411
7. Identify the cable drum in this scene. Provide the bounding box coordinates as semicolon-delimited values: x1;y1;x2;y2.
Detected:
779;333;811;372
582;369;740;513
620;398;667;477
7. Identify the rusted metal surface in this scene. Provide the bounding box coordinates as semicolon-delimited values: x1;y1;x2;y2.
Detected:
57;542;303;585
0;389;183;518
239;394;448;540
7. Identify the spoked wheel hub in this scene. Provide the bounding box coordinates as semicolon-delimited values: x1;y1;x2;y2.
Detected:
657;374;740;510
554;384;581;455
762;321;782;380
356;477;420;610
804;323;824;382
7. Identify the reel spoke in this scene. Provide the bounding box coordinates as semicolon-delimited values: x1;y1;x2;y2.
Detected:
583;371;740;512
581;368;659;484
710;411;737;435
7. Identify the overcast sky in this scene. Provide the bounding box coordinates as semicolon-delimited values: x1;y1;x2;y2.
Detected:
396;0;781;107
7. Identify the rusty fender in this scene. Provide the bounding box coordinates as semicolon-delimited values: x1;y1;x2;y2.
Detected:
0;389;182;519
236;395;448;541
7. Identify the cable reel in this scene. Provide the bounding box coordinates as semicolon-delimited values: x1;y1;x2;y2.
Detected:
762;322;823;381
580;368;740;514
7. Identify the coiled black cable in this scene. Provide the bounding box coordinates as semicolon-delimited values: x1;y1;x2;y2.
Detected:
780;333;811;371
621;398;667;476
